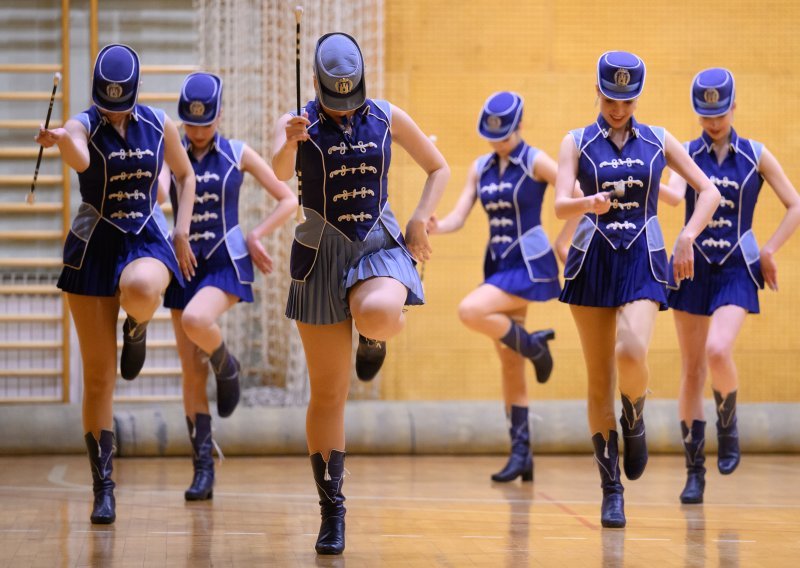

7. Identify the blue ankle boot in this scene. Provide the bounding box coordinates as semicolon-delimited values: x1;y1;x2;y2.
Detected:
592;431;625;528
210;342;240;418
714;389;740;475
499;321;555;383
185;413;215;501
310;450;346;555
620;394;648;480
491;405;534;482
355;334;386;381
84;430;116;524
679;420;706;504
120;315;148;380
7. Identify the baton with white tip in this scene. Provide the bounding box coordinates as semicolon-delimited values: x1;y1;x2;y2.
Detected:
29;71;62;205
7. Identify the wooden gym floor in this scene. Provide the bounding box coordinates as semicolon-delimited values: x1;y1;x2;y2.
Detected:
0;454;798;567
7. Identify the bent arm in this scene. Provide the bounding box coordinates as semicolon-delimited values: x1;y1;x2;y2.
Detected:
241;144;298;238
658;168;687;207
665;132;720;240
35;118;91;172
759;147;800;255
431;161;478;234
163;117;195;237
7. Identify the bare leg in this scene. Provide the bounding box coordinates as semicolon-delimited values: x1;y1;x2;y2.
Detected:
180;287;239;355
570;305;617;435
171;309;211;420
348;277;408;341
673;310;710;423
615;300;658;400
459;284;529;339
706;305;747;396
67;294;120;437
297;320;353;455
118;257;170;322
493;307;529;410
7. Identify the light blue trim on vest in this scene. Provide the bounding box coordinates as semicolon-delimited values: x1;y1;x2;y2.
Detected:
651;126;666;148
520;225;558;283
63;203;102;270
229;139;246;169
373;99;391;122
570;128;585;150
563;215;597;281
749;140;764;166
739;229;763;288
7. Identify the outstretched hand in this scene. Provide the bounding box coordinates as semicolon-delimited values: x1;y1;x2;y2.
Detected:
285;113;310;146
35;125;67;148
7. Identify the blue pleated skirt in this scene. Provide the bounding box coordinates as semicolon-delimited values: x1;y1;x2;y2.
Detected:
58;215;183;297
286;221;424;325
668;250;759;315
164;243;254;310
484;243;561;302
560;232;668;310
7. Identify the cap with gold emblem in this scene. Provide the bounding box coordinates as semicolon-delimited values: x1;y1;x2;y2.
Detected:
597;51;645;101
477;91;524;141
691;67;735;117
92;44;140;113
314;32;366;112
178;72;223;126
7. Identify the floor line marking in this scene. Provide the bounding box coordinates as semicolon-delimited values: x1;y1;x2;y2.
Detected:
714;539;756;543
544;536;587;540
462;535;503;539
381;534;423;538
224;532;266;536
537;491;598;531
627;538;672;541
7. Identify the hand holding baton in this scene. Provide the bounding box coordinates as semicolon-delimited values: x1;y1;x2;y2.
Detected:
29;71;62;204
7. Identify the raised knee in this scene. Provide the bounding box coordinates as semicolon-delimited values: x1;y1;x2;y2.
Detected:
120;274;162;305
355;301;401;338
457;299;484;328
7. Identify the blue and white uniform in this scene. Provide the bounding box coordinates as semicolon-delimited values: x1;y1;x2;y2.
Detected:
476;141;560;301
164;133;255;309
668;128;764;314
286;98;423;324
58;104;182;296
561;115;669;309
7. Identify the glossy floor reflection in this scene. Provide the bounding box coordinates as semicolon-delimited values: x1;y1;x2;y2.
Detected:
0;455;798;567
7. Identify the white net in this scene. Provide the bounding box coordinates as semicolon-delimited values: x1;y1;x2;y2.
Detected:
194;0;385;404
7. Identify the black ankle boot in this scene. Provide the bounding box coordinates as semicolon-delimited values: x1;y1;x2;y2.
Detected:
491;405;533;482
592;431;626;528
714;389;740;474
679;420;706;504
499;322;555;383
185;414;215;501
620;394;648;480
355;334;386;381
84;430;116;524
310;450;346;555
120;315;148;380
210;342;240;418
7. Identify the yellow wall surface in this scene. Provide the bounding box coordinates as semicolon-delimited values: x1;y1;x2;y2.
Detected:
379;0;800;402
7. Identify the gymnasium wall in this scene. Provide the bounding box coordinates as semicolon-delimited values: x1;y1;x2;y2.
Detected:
379;0;800;403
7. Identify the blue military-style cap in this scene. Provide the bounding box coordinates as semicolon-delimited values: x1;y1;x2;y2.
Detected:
92;44;140;113
178;72;223;125
597;51;645;101
477;91;524;141
314;33;366;112
691;68;735;117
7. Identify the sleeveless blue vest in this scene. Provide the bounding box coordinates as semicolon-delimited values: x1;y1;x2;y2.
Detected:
74;104;165;234
565;115;668;283
290;98;410;282
683;128;764;286
476;141;556;282
170;134;252;284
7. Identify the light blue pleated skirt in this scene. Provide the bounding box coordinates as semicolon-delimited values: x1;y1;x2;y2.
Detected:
285;221;424;325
